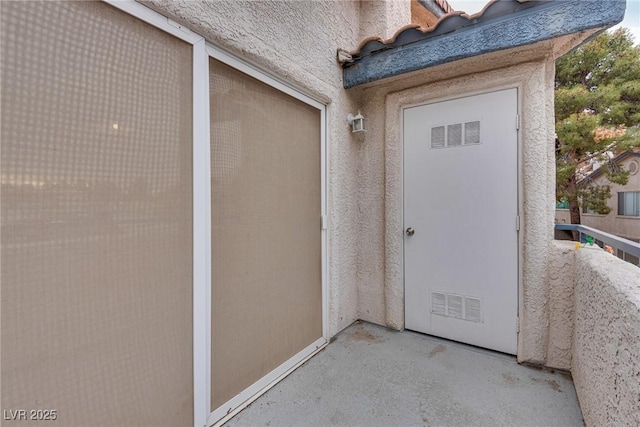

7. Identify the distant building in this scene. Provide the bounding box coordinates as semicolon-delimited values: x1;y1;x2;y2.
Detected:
556;152;640;245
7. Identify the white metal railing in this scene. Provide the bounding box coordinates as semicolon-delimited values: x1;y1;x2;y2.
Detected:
555;224;640;266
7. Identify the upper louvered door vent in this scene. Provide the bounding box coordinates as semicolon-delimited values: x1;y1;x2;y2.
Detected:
430;121;481;149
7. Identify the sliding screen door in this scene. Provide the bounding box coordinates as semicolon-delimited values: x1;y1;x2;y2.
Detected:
210;58;322;409
1;2;193;425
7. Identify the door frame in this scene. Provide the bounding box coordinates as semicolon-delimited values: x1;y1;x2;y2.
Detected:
382;79;525;338
103;2;329;426
401;88;521;353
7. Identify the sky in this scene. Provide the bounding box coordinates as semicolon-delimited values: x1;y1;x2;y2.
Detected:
449;0;640;44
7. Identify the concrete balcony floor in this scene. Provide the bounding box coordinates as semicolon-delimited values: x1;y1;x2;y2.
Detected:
226;321;584;427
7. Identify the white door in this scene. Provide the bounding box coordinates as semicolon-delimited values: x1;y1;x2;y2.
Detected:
404;89;519;354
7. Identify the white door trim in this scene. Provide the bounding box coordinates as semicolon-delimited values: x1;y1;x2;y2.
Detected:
192;39;212;427
383;74;527;334
402;88;520;354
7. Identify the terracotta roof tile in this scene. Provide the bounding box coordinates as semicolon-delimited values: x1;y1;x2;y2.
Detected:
340;0;626;88
346;0;545;59
434;0;454;14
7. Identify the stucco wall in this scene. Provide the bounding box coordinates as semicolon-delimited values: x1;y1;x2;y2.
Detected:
359;0;412;41
142;0;413;338
140;2;607;370
545;241;577;370
537;241;640;426
349;55;558;364
125;3;639;421
555;209;571;225
572;244;640;426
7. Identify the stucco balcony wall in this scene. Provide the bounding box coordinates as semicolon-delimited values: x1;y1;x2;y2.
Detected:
572;243;640;426
548;240;640;426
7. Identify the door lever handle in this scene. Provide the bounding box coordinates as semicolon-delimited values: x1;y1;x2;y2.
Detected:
405;227;415;236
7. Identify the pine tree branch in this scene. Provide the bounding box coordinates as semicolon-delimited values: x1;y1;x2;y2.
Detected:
574;142;619;164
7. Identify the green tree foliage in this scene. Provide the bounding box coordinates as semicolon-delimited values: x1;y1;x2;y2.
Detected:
555;28;640;224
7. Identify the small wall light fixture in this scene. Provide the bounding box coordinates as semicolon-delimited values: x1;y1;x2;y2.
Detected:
347;111;365;133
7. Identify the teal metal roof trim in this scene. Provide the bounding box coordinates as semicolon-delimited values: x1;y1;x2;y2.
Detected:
342;0;626;89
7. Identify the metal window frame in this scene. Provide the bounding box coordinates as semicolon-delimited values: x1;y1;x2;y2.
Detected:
618;191;640;217
101;2;211;425
103;3;329;426
204;42;329;427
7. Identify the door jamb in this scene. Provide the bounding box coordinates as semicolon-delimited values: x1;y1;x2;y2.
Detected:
399;86;522;339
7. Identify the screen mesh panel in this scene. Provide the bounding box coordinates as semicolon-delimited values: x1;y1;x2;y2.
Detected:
210;59;322;409
447;123;462;147
465;121;481;145
431;126;445;149
1;2;193;426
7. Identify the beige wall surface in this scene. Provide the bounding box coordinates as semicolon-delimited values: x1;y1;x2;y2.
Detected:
1;2;194;426
349;53;559;365
359;0;412;41
545;242;576;371
2;1;416;423
150;0;602;367
555;209;571;225
144;0;415;337
542;241;640;426
2;2;613;424
340;31;597;364
572;244;640;426
580;156;640;241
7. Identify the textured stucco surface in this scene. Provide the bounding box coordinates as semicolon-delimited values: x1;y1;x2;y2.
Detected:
141;1;616;370
5;0;636;424
346;39;591;334
572;246;640;427
519;54;558;364
128;3;638;424
545;241;577;370
530;241;640;426
374;60;559;364
358;0;411;41
541;241;640;426
143;0;413;338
